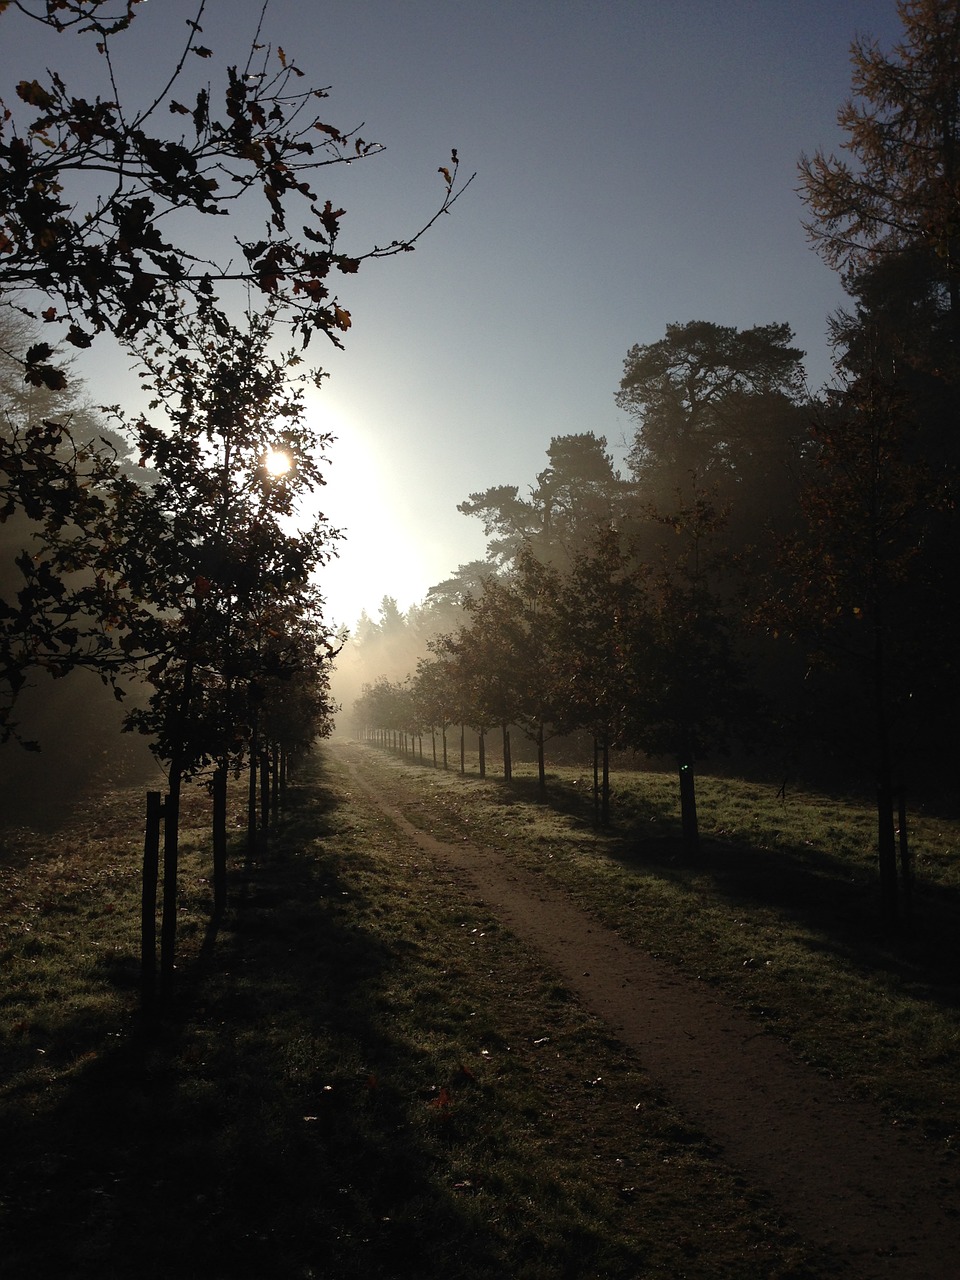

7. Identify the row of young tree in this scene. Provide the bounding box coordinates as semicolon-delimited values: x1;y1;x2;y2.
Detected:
0;0;469;998
351;0;960;934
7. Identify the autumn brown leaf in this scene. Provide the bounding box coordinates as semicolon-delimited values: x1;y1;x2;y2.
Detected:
16;79;55;109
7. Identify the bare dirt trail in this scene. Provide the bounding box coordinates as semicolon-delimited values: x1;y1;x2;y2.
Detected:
337;743;959;1280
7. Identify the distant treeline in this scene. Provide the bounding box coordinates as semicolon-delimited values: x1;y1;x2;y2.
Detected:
347;1;960;933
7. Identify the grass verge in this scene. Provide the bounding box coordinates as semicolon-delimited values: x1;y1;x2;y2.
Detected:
366;743;960;1153
0;748;832;1278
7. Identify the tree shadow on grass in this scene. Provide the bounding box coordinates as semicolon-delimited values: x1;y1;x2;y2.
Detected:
606;817;960;1015
0;757;511;1280
485;765;960;1014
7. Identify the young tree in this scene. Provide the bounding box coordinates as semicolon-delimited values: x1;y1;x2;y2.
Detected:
621;493;755;857
0;0;470;729
551;528;643;824
97;306;341;983
455;549;562;785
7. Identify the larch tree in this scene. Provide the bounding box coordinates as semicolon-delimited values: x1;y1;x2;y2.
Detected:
793;0;960;930
798;0;960;322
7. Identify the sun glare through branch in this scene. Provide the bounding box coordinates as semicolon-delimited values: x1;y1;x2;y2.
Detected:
263;447;293;478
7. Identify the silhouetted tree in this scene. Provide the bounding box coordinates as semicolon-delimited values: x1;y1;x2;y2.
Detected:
616;321;806;519
459;433;623;569
0;0;470;731
799;0;960;323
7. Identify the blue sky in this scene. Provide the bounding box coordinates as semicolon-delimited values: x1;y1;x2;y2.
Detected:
3;0;905;630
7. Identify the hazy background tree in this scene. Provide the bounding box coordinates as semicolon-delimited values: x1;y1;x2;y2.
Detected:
458;432;623;570
616;321;807;539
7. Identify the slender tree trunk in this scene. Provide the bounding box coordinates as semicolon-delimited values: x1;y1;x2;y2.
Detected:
460;724;465;775
431;728;437;768
260;748;270;839
502;723;511;781
537;718;546;794
478;729;486;778
141;790;162;1009
601;734;610;828
160;759;182;996
442;725;448;770
212;764;227;917
247;725;258;855
874;631;899;933
898;789;913;925
877;779;898;932
160;660;194;996
593;735;600;827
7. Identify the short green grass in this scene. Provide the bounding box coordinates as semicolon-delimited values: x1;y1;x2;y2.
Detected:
0;750;835;1278
378;743;960;1153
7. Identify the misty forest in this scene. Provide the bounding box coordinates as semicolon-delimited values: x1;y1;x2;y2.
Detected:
2;1;960;1277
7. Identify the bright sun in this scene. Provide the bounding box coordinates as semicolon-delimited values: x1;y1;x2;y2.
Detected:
263;447;293;478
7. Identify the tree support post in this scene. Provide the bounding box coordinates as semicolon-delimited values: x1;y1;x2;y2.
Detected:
678;756;700;858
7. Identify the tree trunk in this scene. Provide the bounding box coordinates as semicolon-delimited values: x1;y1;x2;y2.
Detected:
874;632;899;933
601;735;610;828
160;761;181;996
212;764;227;917
141;790;162;1009
460;724;465;775
478;729;486;778
898;789;913;925
502;724;512;781
260;748;270;839
536;719;546;793
593;735;600;826
877;777;899;933
247;729;258;855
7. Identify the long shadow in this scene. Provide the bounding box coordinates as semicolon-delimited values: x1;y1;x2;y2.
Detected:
482;767;960;1012
0;753;511;1280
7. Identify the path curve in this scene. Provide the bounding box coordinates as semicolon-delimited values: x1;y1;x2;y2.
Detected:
340;744;959;1279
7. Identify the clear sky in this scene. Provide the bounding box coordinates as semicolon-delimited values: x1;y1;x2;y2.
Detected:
3;0;905;631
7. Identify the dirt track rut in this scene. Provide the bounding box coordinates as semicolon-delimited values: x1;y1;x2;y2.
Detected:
340;744;959;1280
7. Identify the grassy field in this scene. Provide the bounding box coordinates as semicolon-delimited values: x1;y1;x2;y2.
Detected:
387;743;960;1145
0;741;957;1278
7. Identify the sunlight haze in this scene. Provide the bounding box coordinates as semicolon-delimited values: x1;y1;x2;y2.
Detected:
0;0;905;630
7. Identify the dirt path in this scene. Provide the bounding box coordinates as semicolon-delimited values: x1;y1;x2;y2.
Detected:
339;744;959;1280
